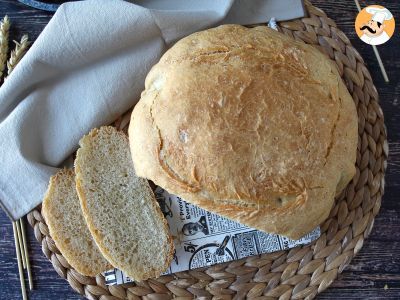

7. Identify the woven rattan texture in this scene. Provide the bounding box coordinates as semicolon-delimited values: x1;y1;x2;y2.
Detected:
27;1;388;299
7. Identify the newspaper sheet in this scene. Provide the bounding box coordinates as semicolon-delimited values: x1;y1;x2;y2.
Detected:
104;187;320;285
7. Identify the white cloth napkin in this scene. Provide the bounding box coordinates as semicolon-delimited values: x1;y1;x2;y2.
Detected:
0;0;304;220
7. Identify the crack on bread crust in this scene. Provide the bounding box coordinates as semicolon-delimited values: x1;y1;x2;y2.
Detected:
324;78;343;166
149;92;201;192
196;47;231;56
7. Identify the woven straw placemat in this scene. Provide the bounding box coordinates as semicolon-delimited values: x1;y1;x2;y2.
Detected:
26;1;388;299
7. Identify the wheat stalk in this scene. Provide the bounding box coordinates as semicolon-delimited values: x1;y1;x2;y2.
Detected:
0;15;10;80
7;34;30;76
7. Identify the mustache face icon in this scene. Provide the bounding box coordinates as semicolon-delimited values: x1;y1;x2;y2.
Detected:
360;25;377;34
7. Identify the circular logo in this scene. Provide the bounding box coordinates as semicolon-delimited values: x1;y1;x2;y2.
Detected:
188;243;235;270
355;5;395;45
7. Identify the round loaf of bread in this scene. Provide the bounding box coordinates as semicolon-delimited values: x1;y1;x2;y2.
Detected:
128;25;358;239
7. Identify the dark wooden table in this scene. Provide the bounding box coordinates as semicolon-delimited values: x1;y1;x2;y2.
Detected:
0;0;399;299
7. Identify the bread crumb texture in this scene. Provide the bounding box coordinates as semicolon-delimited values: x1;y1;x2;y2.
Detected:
129;25;358;239
75;126;174;281
42;169;112;276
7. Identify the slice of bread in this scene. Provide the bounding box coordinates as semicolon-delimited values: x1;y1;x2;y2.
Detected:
75;126;174;281
42;169;112;276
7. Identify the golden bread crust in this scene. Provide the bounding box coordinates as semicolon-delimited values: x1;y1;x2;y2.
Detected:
129;25;358;239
